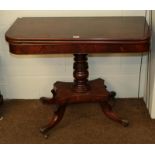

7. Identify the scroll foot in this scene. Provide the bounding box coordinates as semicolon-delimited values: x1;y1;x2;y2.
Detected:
100;102;129;127
40;104;66;138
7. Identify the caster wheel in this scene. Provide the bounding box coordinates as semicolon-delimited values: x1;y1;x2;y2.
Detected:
121;119;129;127
40;127;47;133
43;134;49;139
0;116;3;121
40;128;49;139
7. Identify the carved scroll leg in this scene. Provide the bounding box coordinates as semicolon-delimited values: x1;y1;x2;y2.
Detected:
40;89;56;105
100;102;129;127
40;104;66;138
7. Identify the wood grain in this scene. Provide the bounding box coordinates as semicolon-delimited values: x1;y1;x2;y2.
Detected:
6;17;150;54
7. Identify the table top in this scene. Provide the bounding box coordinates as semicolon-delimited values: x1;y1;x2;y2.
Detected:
5;16;151;54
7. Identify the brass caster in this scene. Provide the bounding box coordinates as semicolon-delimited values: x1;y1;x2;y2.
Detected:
43;134;49;139
0;116;3;121
40;127;47;133
121;119;129;127
40;127;49;139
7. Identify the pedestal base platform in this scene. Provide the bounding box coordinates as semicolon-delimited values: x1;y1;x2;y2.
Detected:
41;78;110;105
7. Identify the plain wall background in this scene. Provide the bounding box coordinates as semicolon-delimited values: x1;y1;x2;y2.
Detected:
0;10;148;99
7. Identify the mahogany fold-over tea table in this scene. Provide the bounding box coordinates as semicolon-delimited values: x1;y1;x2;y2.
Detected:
5;17;150;138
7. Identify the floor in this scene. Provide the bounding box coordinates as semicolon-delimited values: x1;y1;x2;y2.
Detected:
0;98;155;144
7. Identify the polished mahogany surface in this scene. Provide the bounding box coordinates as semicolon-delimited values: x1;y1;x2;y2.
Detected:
6;17;150;54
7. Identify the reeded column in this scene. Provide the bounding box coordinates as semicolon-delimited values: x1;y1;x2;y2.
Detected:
73;54;90;93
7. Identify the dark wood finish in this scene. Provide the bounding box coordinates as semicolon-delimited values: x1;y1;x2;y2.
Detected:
100;101;129;127
40;104;66;138
5;17;150;41
6;17;150;54
5;17;151;137
73;54;89;93
42;79;109;105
